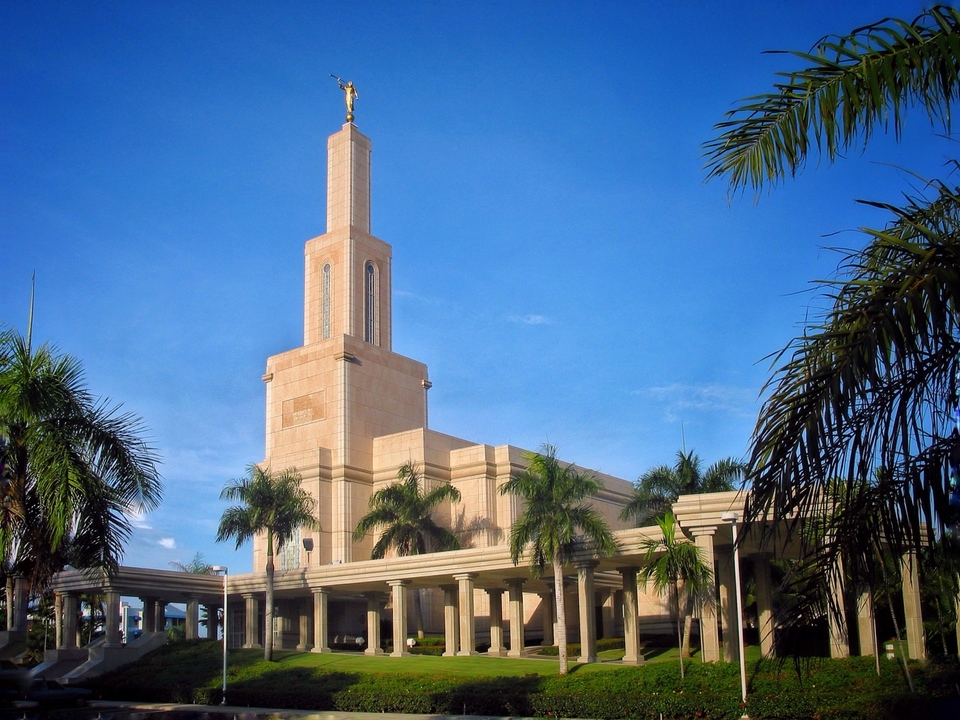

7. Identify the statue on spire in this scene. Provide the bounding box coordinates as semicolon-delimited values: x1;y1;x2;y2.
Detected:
330;74;359;123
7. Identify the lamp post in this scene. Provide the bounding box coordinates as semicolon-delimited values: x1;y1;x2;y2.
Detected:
211;566;228;706
721;511;748;717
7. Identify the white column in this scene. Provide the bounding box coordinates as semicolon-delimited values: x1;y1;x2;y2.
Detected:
243;594;260;649
692;529;720;663
389;581;410;657
753;553;775;658
576;561;598;663
857;589;876;657
311;588;331;653
297;598;312;651
60;593;78;649
441;584;459;657
506;579;525;657
619;567;642;665
486;589;506;656
364;592;385;655
104;590;122;648
455;573;478;656
828;564;849;659
901;551;925;660
185;598;200;640
539;590;555;646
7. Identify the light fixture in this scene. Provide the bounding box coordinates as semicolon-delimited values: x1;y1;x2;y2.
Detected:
211;565;228;706
721;512;748;718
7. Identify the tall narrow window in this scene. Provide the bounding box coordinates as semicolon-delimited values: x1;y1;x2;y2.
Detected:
321;263;331;339
364;261;378;344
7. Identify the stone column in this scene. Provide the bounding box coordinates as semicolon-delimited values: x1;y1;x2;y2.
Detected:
243;594;261;649
539;590;555;646
717;547;738;663
389;581;410;657
364;592;385;656
60;593;79;649
53;593;63;650
901;551;925;660
827;565;849;659
185;598;200;640
576;561;598;664
140;597;157;633
486;589;506;656
311;589;331;653
692;530;720;663
296;598;312;651
619;567;642;665
104;590;122;647
601;589;615;640
12;577;28;632
454;573;478;656
753;553;775;658
856;589;876;657
507;579;525;657
155;600;168;634
441;585;459;657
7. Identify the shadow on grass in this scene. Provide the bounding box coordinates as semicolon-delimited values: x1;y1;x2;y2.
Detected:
441;675;545;716
225;667;360;710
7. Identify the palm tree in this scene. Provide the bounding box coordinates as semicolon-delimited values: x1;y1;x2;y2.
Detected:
620;449;745;526
0;324;162;628
169;551;214;574
499;444;618;675
216;464;318;661
638;512;714;678
353;462;461;638
703;5;960;582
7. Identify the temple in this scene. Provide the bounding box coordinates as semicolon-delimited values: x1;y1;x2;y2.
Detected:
33;120;930;681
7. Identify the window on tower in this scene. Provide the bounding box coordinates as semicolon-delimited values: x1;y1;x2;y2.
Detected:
364;261;378;344
321;263;331;339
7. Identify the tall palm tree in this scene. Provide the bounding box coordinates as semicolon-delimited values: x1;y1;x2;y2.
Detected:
703;5;960;582
216;464;318;661
638;512;714;678
0;325;162;626
620;449;745;527
499;444;618;675
353;462;461;638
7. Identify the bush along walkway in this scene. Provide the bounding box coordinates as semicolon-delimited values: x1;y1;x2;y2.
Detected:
87;641;960;720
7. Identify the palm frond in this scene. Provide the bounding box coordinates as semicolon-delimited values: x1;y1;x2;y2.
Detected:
704;5;960;195
746;181;960;560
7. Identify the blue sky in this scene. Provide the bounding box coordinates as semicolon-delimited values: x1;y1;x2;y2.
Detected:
2;1;952;573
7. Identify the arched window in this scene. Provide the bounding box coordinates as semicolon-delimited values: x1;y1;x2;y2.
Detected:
321;263;331;339
364;261;378;344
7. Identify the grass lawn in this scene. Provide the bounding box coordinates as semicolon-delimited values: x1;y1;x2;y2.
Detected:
244;640;763;677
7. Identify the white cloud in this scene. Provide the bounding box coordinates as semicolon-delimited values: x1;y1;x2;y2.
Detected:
634;383;759;422
158;538;177;550
508;314;551;325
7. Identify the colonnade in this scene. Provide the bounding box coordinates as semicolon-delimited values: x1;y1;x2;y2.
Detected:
51;590;219;649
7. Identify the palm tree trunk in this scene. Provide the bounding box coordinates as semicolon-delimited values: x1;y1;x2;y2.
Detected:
680;586;694;659
554;551;568;675
265;532;274;662
674;582;685;679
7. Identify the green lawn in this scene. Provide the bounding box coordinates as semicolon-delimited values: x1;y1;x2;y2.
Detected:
90;639;958;719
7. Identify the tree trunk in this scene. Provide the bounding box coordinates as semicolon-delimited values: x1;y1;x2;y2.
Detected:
674;582;685;679
265;532;274;662
554;551;568;675
680;588;694;659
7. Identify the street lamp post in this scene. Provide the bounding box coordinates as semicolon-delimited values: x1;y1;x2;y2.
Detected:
211;566;228;706
721;511;748;718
